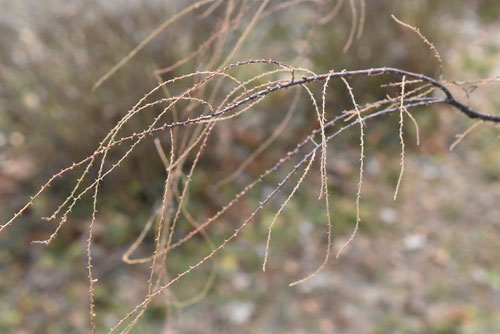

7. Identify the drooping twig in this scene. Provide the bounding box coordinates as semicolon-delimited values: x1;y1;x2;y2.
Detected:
394;76;407;200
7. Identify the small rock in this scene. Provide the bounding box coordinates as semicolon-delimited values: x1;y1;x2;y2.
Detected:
379;207;398;225
404;234;427;252
226;301;254;325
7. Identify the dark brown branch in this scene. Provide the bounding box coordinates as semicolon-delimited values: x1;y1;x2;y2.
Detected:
140;66;498;137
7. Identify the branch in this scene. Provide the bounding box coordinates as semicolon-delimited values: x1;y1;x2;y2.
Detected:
2;65;498;234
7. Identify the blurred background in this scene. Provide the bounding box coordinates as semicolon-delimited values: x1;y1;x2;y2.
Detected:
0;0;499;333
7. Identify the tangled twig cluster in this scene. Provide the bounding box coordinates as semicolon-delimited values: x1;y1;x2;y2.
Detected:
4;58;499;332
3;1;500;332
